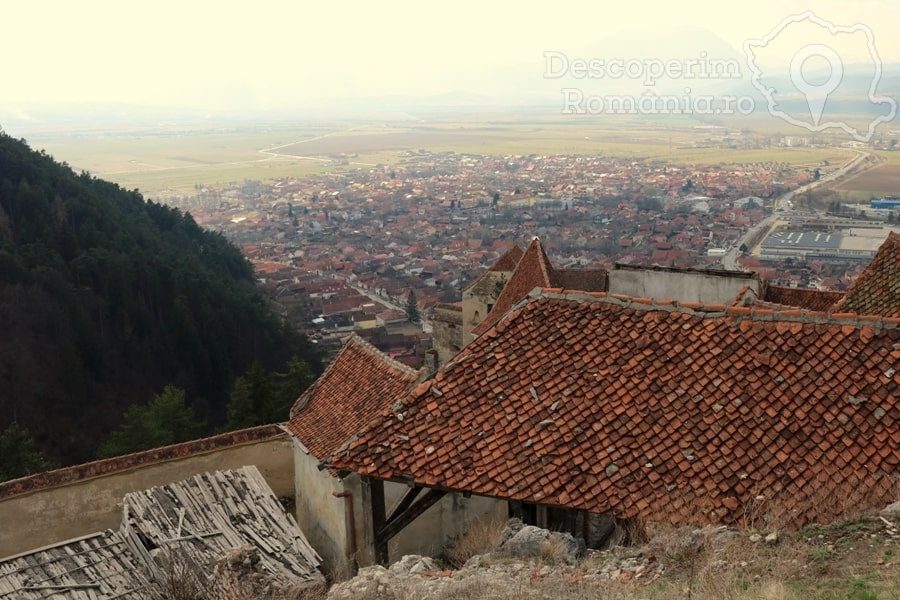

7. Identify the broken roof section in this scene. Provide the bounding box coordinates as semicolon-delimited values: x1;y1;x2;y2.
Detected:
0;530;162;599
461;244;523;294
489;244;525;272
331;289;900;529
121;466;323;591
286;334;420;460
1;466;324;598
472;238;606;335
761;285;846;312
835;232;900;317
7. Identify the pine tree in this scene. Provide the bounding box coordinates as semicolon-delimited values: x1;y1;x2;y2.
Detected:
0;422;53;480
227;362;274;429
99;386;204;457
271;358;315;419
406;289;421;323
227;358;315;428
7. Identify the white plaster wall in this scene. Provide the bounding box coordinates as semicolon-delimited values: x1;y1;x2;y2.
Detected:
608;269;759;305
0;437;294;558
292;441;348;574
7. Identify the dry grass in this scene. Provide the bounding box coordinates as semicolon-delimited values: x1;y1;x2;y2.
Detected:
151;547;328;600
443;518;507;568
168;496;900;600
539;536;574;566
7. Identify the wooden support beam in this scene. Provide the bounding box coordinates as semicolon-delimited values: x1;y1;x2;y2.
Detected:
375;488;446;548
361;477;388;565
371;479;387;565
385;486;422;526
535;504;549;529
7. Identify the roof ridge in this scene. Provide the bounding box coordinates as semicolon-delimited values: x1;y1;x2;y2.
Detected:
833;231;900;317
531;238;554;287
729;285;757;307
290;334;417;418
344;334;421;379
524;288;900;330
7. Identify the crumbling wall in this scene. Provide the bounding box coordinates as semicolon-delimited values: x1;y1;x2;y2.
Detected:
431;305;464;365
608;267;759;305
342;476;507;567
293;440;349;574
462;271;510;344
0;430;294;558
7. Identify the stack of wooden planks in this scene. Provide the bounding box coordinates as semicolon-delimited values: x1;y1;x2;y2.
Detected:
1;466;324;597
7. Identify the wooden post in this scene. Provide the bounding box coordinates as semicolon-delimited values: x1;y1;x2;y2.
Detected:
581;510;591;547
360;477;387;565
371;479;388;564
535;504;548;529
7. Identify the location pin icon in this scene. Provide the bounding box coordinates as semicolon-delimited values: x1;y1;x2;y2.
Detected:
789;44;843;126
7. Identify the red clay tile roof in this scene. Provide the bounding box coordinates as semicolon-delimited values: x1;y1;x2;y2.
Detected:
551;268;608;293
472;239;607;336
490;244;525;272
286;335;420;460
461;245;524;294
471;238;554;335
762;285;846;312
835;232;900;317
331;291;899;529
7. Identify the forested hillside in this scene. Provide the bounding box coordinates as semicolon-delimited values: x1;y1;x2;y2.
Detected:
0;132;320;466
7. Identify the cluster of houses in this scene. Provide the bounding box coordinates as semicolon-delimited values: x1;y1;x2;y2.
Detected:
2;233;897;595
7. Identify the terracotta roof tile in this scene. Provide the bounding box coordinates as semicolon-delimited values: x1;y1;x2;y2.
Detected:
763;284;846;311
331;292;899;529
286;335;419;459
490;244;525;272
471;238;554;335
461;245;524;294
550;268;608;292
835;232;900;317
472;238;607;336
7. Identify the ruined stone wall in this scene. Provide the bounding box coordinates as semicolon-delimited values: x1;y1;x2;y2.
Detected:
0;426;293;558
431;305;464;366
293;440;349;575
608;266;759;305
462;271;510;345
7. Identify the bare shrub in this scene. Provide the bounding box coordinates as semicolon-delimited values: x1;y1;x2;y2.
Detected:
152;546;328;600
444;518;506;568
155;549;208;600
538;536;571;565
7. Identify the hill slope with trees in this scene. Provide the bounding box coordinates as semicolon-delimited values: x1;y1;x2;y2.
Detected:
0;132;320;467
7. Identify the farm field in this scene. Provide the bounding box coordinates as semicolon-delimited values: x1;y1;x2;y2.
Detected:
25;116;856;194
834;150;900;200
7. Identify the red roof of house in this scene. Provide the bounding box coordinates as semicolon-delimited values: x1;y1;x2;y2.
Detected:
835;232;900;317
472;238;554;335
286;335;420;460
762;285;846;311
331;290;899;528
490;244;525;272
472;238;606;335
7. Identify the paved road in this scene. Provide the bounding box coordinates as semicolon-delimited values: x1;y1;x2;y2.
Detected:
350;284;432;333
720;149;872;270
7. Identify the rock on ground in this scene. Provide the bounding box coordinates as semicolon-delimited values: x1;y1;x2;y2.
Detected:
495;518;585;564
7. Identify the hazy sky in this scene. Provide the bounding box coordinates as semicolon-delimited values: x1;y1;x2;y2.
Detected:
3;0;898;110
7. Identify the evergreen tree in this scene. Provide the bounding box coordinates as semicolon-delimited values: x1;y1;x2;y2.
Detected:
227;362;274;429
406;289;421;323
271;358;315;419
226;358;315;428
0;422;53;480
99;387;204;457
0;133;321;464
